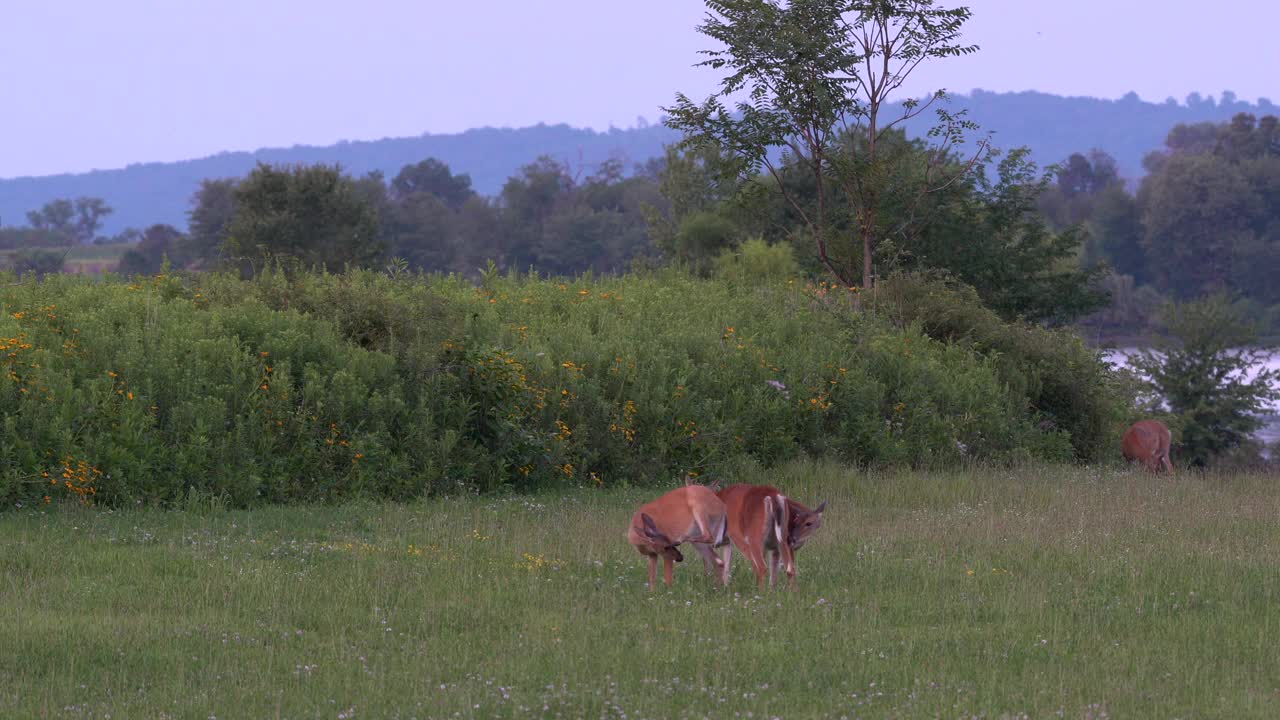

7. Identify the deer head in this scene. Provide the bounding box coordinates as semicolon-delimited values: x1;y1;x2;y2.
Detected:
639;513;684;562
788;500;826;550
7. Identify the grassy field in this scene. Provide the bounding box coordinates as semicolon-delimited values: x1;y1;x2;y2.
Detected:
3;460;1278;718
0;244;130;274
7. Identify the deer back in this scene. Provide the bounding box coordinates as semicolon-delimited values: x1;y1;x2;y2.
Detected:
1122;420;1172;471
629;484;727;547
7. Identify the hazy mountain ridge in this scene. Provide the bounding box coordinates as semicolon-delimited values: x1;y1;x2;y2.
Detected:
1;90;1272;235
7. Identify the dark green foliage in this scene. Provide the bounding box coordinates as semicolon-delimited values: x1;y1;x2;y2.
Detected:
2;90;1275;238
1090;186;1148;284
1138;153;1259;296
1130;295;1280;467
639;144;738;262
534;206;645;276
115;224;186;276
1038;150;1125;238
728;131;1106;324
184;155;657;279
378;159;477;272
1085;273;1165;336
673;212;738;274
23;196;112;244
391;158;476;209
71;197;113;243
382;191;459;272
187;178;238;268
9;249;65;278
1138;113;1280;300
223;163;384;273
900;149;1108;324
1069;112;1280;338
873;272;1126;461
494;156;657;274
498;156;575;269
25;199;75;235
666;0;983;292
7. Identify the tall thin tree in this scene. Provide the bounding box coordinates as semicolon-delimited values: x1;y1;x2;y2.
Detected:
666;0;987;301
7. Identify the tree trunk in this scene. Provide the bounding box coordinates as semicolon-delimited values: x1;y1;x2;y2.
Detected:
855;207;875;312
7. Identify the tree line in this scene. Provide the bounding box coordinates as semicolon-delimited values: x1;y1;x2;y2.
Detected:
6;110;1277;335
1040;112;1280;336
121;155;666;280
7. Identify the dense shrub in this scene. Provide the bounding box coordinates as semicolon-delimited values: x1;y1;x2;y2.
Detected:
0;268;1110;508
10;249;65;278
1131;294;1279;467
871;272;1128;460
713;237;800;284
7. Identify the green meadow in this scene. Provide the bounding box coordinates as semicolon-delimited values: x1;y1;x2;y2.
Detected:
0;244;130;275
4;460;1278;719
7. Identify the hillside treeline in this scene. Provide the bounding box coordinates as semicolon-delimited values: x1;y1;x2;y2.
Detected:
1;89;1272;235
12;128;1112;328
6;112;1277;337
1040;112;1280;336
127;156;665;280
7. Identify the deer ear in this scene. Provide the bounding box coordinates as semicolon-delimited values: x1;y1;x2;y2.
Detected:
814;500;827;514
641;513;661;538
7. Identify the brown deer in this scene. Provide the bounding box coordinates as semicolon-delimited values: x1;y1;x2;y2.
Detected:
693;484;826;590
1122;419;1174;472
627;484;729;590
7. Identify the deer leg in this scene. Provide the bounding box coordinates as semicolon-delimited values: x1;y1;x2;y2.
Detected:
688;508;727;566
768;548;780;587
739;541;766;591
750;550;767;591
781;536;797;590
663;555;675;586
719;543;733;587
692;542;720;576
647;554;657;591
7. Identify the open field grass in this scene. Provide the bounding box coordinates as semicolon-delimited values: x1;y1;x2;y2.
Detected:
3;460;1279;718
0;244;130;274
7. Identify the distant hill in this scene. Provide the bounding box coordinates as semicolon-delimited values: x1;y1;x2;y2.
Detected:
1;90;1274;235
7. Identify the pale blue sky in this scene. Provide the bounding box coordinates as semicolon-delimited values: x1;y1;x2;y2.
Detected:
3;1;1276;178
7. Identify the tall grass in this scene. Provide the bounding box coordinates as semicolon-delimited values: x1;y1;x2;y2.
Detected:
3;461;1277;717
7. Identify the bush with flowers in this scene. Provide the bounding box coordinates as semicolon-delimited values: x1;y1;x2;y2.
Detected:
0;265;1117;508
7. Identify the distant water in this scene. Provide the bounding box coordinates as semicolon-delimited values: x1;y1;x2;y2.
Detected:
1103;349;1280;449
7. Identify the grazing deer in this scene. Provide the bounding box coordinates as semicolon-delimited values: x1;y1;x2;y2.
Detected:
1122;419;1174;472
627;484;729;590
693;484;827;591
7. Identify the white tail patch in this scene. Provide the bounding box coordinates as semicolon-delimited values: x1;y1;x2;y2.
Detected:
763;496;776;546
774;494;788;546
